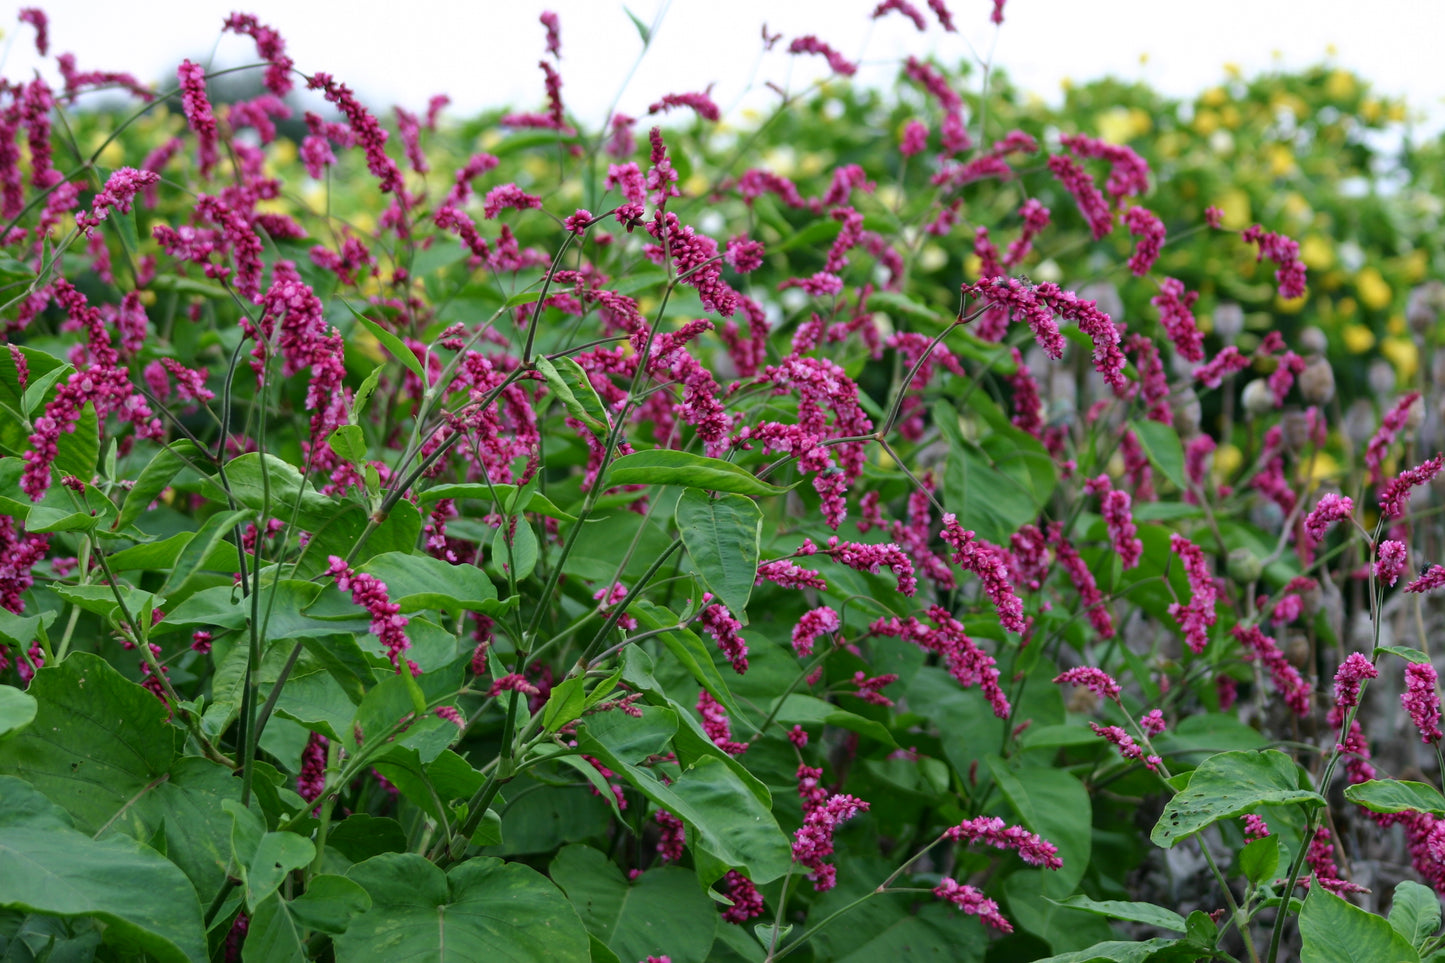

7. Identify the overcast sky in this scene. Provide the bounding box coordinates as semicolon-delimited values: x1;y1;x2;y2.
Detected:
4;1;1443;135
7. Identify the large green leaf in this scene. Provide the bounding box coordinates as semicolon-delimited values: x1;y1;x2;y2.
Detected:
1031;939;1186;963
0;653;240;901
0;685;37;739
1345;779;1445;816
201;452;352;531
1300;883;1420;963
1047;896;1186;933
1128;419;1186;491
550;844;717;963
243;877;372;963
114;440;205;533
336;853;589;962
1151;750;1324;848
0;777;207;963
535;355;610;436
360;551;497;613
676;489;761;620
1388;880;1442;948
603;450;785;496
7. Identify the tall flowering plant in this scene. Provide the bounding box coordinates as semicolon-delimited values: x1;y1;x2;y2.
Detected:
1;4;1445;963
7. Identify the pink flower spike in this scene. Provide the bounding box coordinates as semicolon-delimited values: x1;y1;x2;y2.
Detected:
1376;540;1409;587
1403;662;1443;743
1242;814;1270;840
1054;666;1122;702
1380;454;1445;521
540;11;561;57
1304;493;1354;541
1405;566;1445;595
1167;534;1216;654
934;878;1011;932
1140;709;1167;736
944;815;1063;869
787;35;858;76
18;8;48;56
1332;652;1377;712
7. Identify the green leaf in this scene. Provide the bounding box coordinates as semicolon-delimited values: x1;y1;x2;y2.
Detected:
1129;419;1187;491
578;735;789;884
203;452;350;531
768;694;897;748
342;300;427;382
1047;896;1186;933
0;776;207;963
542;676;587;735
419;482;576;520
359;551;498;613
246;831;316;913
1300;883;1420;963
0;685;37;739
551;845;717;963
676;490;761;620
491;516;539;581
603;450;785;496
1239;834;1281;886
162;508;252;596
940;423;1040;543
1388;880;1441;948
622;5;652;44
244;878;372;963
327;424;368;465
630;601;743;719
986;756;1091;890
1152;750;1325;848
535;355;610;436
1031;939;1186;963
1377;645;1432;664
336;853;590;962
115;441;204;532
0;653;240;902
350;364;384;422
1345;779;1445;816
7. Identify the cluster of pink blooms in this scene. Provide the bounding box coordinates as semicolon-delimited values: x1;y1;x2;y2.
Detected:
1054;666;1122;702
1375;540;1410;587
1406;565;1445;595
1332;652;1378;717
324;556;412;672
1241;223;1308;299
1087;475;1143;569
717;870;765;923
792;792;870;891
654;810;685;863
1303;493;1354;541
791;606;841;656
1232;623;1310;717
1301;827;1366;896
1123;206;1165;275
933;877;1012;932
1365;392;1422;485
1090;723;1163;772
939;515;1025;631
696;690;748;755
873;606;1011;716
1241;814;1270;841
297;732;327;803
1149;277;1204;362
1379;454;1445;521
1167;534;1216;654
1050;525;1114;639
697;600;749;674
943;815;1063;869
1403;662;1444;743
787;36;858;76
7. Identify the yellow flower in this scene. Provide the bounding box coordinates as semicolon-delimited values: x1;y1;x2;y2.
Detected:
1342;323;1375;353
963;253;983;279
1192;110;1219;136
1220;105;1241;129
919;244;947;272
1214;443;1243;481
1201;86;1228;108
1299;235;1333;270
1214;188;1251;229
1380;336;1419;381
1275;294;1307;313
1326;69;1357;100
1301;452;1341;484
1355;266;1392;311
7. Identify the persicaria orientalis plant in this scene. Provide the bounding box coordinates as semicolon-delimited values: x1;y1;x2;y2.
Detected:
2;4;1445;962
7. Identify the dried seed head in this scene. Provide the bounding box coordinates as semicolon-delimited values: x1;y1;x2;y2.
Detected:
1298;357;1336;405
1227;547;1263;584
1212;302;1245;341
1406;280;1445;334
1280;409;1312;452
1242;378;1274;418
1298;326;1328;355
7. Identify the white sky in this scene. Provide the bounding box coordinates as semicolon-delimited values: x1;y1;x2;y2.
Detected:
4;1;1443;135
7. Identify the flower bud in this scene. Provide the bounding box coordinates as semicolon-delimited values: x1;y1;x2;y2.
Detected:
1368;359;1396;398
1284;633;1311;670
1298;357;1335;405
1281;410;1312;453
1212;302;1245;341
1407;280;1445;334
1242;378;1273;417
1299;326;1328;355
1227;547;1263;583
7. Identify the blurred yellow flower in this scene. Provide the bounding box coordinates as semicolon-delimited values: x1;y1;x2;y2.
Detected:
1381;336;1419;381
1302;452;1341;484
1326;69;1357;100
1220;105;1241;129
963;253;983;279
1268;144;1296;177
1214;443;1243;480
1201;86;1228;107
919;244;948;272
1299;235;1333;270
1342;323;1375;353
1214;188;1250;229
1355;266;1392;311
1192;110;1219;136
1403;249;1428;282
1095;107;1152;144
